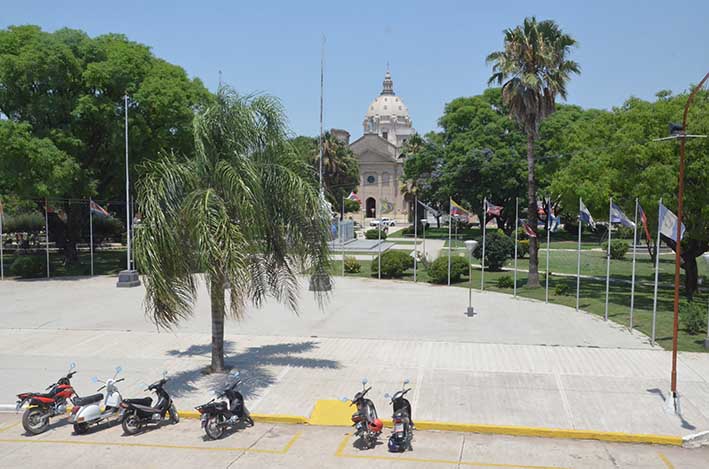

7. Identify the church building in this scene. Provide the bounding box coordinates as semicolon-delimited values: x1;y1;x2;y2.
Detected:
332;68;415;220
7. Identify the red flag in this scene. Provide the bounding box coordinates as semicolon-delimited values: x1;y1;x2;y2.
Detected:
523;223;537;238
638;204;653;245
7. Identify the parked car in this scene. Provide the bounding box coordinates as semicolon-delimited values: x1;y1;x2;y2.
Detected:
370;218;396;227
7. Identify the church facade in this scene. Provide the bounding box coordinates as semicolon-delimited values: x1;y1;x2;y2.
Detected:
332;69;415;220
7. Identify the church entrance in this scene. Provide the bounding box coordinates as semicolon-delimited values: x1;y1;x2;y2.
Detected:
365;197;376;218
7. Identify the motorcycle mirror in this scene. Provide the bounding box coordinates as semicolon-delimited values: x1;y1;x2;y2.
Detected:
230;370;240;378
90;376;99;384
340;397;349;403
162;370;168;378
361;378;368;385
403;379;411;385
384;393;391;399
68;362;76;371
115;366;123;374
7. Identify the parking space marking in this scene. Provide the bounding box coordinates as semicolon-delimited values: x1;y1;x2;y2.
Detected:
0;422;20;433
334;434;570;469
0;430;302;455
657;452;675;469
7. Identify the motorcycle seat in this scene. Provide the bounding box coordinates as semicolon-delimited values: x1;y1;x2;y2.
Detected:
124;397;152;407
130;403;162;414
74;394;103;406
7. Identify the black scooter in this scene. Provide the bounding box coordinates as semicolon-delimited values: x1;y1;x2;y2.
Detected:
344;378;382;449
195;371;254;440
385;379;414;452
119;374;179;435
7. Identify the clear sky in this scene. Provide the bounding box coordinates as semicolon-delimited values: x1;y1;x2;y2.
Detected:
2;0;708;139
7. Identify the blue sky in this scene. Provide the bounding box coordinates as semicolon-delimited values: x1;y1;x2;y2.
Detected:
3;0;708;139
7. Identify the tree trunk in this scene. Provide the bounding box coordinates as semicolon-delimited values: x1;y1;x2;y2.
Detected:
526;132;540;288
209;276;226;373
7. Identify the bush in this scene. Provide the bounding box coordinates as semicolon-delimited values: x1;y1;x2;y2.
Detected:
616;226;634;239
3;212;44;233
473;230;513;271
680;301;705;335
92;215;125;242
602;240;629;260
555;283;570;296
562;218;578;235
365;228;387;240
517;240;529;258
343;256;361;273
428;255;469;284
496;275;514;289
10;255;47;278
372;250;413;278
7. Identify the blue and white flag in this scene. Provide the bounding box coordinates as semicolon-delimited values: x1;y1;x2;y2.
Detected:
610;202;635;228
659;203;685;242
418;200;440;217
579;200;595;227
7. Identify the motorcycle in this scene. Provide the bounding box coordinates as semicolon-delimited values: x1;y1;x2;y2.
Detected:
16;362;78;435
195;370;254;440
119;372;179;435
70;366;125;434
343;378;382;449
385;378;414;452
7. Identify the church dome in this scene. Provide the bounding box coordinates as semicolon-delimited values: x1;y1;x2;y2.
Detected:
365;69;410;120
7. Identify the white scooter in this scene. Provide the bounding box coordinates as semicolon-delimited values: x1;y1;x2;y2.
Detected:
70;366;125;434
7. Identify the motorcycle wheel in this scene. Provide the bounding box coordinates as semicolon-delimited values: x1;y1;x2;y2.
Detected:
204;415;225;440
244;416;254;427
73;422;89;435
168;404;179;424
121;413;142;435
22;408;49;435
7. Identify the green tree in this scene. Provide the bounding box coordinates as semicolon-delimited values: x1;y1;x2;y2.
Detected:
486;17;580;287
134;88;332;372
0;25;211;263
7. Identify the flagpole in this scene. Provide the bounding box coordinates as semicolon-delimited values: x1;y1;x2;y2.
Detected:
414;196;418;282
651;198;662;345
576;198;582;311
124;94;131;272
629;198;639;329
545;198;551;304
480;198;487;292
89;200;94;277
603;197;613;321
377;185;382;280
341;195;345;277
0;201;4;280
447;198;452;286
45;198;50;278
513;197;518;298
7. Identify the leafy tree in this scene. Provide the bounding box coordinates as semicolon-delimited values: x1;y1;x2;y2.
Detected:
0;25;211;264
401;132;447;227
486;17;580;287
134;88;332;372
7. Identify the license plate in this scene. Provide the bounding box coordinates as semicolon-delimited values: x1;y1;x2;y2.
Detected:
394;423;404;433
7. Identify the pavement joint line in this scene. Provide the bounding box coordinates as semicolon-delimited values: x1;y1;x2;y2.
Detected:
0;422;20;433
0;430;302;455
657;452;675;469
333;433;570;469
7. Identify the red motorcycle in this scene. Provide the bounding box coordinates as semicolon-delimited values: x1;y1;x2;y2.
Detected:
16;363;78;435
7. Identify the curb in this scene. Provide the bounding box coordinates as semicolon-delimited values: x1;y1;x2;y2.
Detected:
178;410;308;425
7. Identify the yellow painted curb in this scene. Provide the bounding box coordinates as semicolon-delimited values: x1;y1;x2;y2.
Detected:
308;400;353;426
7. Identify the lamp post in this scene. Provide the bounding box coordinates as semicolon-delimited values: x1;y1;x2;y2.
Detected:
421;219;428;262
464;240;478;316
703;253;709;349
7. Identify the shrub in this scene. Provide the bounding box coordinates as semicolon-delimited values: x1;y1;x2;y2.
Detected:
555;283;570;296
496;275;514;289
365;228;387;240
602;240;629;260
680;301;705;335
3;212;44;233
517;240;529;258
343;256;361;273
562;218;578;235
616;226;634;239
473;230;513;271
10;255;47;278
372;250;413;278
428;255;468;284
92;216;125;242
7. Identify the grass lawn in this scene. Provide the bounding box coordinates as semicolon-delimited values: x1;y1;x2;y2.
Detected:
329;255;709;353
1;250;126;278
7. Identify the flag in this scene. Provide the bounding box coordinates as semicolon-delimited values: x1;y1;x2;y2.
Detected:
579;200;595;227
485;201;502;217
638;203;653;245
90;200;110;217
346;192;361;204
523;223;537;238
610;202;635;228
381;199;394;214
658;203;685;242
450;198;469;217
418;200;440;217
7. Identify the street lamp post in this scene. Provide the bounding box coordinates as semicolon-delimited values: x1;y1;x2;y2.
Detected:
465;240;478;316
703;253;709;349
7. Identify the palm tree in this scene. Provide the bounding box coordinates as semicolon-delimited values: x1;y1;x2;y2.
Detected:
134;88;332;372
314;131;359;204
486;17;579;287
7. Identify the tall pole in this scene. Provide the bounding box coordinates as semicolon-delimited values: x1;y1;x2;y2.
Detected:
513;197;518;298
124;93;131;271
629;198;639;329
377;184;382;280
480;198;487;292
341;195;345;277
89;200;94;277
651;198;662;345
414;196;418;282
604;197;613;321
670;72;709;397
0;200;4;280
447;198;452;286
45;198;50;278
576;198;582;312
318;35;325;197
422;220;426;262
545;198;551;304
